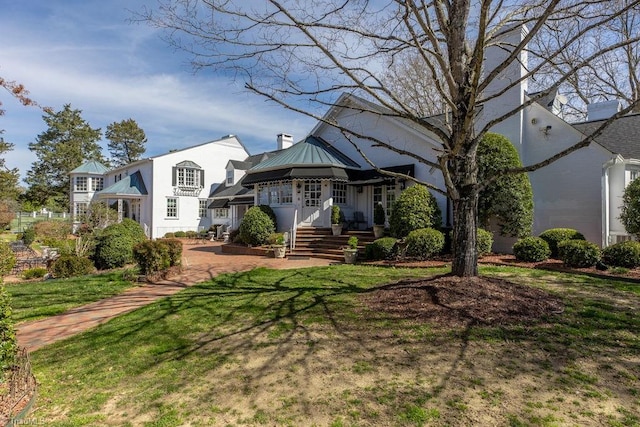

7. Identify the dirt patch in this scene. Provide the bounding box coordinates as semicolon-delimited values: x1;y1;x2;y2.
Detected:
361;274;565;328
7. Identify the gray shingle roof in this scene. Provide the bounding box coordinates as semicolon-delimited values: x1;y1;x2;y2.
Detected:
573;114;640;159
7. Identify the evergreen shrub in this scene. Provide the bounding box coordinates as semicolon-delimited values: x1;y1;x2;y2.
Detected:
239;206;275;246
389;185;442;238
405;228;445;260
365;237;398;260
477;228;494;256
51;255;94;278
602;241;640;268
558;240;600;268
513;236;551;262
539;228;586;258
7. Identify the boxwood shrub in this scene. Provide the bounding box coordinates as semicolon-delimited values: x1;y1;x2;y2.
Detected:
239;206;275;246
477;228;494;256
389;185;442;238
174;231;186;238
602;241;640;268
365;237;398;260
539;228;586;258
159;238;183;267
513;236;551;262
51;255;94;278
133;240;170;275
258;205;278;230
558;240;600;268
405;228;445;260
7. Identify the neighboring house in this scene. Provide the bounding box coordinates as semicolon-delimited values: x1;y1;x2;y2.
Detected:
70;135;249;239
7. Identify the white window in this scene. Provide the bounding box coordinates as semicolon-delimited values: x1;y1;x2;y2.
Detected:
258;185;270;205
226;170;234;185
74;202;88;219
91;177;104;191
176;167;201;188
214;208;229;219
280;182;293;204
386;184;397;218
75;176;87;192
257;182;294;205
269;183;280;204
332;182;347;205
199;199;208;218
166;198;178;218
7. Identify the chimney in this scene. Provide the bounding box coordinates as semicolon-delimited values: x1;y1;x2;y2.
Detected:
587;100;622;121
277;133;294;150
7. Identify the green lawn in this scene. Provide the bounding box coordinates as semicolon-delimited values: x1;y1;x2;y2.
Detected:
7;271;138;324
23;265;640;426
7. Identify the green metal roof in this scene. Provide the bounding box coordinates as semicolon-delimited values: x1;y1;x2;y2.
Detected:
248;135;360;172
98;171;148;197
70;160;109;175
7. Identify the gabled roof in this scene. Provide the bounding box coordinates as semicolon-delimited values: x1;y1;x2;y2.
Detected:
573;113;640;159
98;171;148;197
248;135;360;172
228;160;253;170
70;160;109;175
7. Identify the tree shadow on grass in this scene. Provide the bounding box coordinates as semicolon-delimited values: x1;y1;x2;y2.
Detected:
31;266;640;424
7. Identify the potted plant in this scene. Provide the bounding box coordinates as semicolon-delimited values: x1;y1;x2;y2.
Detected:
373;203;386;238
343;236;358;264
269;233;287;258
331;205;342;236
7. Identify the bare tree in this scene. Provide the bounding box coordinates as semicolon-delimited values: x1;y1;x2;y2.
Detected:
531;0;640;118
140;0;640;277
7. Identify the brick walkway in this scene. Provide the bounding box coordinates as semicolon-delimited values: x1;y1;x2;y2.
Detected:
16;241;333;352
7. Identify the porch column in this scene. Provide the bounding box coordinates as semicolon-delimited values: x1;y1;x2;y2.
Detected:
117;199;123;222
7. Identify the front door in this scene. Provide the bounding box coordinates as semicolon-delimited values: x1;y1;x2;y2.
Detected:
301;181;323;226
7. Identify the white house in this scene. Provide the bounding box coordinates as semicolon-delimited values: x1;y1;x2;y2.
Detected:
70;135;249;239
226;25;639;251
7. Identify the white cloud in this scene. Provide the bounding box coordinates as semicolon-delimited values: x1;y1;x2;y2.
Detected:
0;1;316;184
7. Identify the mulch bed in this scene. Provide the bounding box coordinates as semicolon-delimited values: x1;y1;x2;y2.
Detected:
361;275;565;328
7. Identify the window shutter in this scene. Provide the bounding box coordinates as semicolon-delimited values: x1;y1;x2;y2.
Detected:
172;167;177;186
200;169;205;187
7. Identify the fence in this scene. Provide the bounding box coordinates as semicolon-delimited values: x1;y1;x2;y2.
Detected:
0;348;37;425
8;211;69;233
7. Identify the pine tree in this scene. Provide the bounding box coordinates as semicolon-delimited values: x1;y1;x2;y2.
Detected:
24;104;104;210
106;118;147;167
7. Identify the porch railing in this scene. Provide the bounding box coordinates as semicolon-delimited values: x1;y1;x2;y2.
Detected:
290;209;298;251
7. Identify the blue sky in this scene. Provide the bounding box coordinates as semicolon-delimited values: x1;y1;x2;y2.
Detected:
0;0;316;184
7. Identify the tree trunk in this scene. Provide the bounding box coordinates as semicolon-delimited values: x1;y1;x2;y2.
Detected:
451;188;479;277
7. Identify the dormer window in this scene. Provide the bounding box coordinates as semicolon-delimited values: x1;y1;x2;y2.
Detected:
172;160;204;196
226;170;234;185
75;176;87;192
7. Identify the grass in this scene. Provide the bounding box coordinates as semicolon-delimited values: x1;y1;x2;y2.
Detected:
6;271;138;323
22;264;640;426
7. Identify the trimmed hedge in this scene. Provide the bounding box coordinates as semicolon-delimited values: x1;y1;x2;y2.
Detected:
477;228;494;256
51;255;94;278
93;221;147;270
365;237;398;260
513;236;551;262
22;267;48;280
389;185;442;238
558;240;600;268
602;241;640;268
133;239;182;276
239;206;275;246
258;205;278;230
405;228;445;260
539;228;585;258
